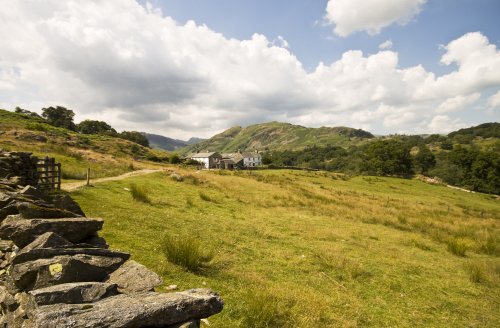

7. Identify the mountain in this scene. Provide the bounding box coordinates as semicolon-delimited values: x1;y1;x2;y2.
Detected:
142;133;205;151
179;121;374;154
186;137;206;145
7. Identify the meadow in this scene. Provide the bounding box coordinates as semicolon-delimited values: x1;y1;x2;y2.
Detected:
71;168;500;327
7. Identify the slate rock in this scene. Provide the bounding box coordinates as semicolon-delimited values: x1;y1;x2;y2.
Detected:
19;232;73;254
9;254;127;291
27;288;224;328
106;260;163;293
13;247;130;265
52;194;86;217
28;282;118;307
0;217;103;248
18;186;45;200
17;202;80;219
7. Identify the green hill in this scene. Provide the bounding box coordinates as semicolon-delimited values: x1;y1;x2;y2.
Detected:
0;109;169;179
179;122;374;154
142;132;189;151
448;122;500;139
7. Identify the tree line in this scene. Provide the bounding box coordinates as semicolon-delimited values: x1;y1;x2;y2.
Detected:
15;106;149;147
263;132;499;194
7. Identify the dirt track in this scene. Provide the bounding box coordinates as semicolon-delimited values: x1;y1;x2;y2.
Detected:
61;169;162;192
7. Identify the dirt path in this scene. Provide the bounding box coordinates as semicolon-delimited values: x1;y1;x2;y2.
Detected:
61;169;162;192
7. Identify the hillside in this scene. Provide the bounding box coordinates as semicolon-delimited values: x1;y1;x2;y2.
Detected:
179;122;374;154
448;122;500;139
72;168;500;327
142;132;189;151
0;109;169;179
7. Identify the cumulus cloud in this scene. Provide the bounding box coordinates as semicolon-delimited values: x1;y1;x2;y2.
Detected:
0;1;498;139
379;40;393;50
487;91;500;113
436;93;480;114
325;0;427;36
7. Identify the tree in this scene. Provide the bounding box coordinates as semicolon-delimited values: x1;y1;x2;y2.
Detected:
169;154;181;164
41;106;76;130
15;107;42;118
119;131;150;147
76;120;117;135
362;140;413;177
413;145;436;175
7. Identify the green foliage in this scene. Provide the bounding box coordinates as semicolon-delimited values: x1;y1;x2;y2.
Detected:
15;106;42;118
440;140;454;150
161;234;213;272
77;120;117;135
361;139;413;177
41;106;76;131
119;131;150;147
413;145;436;174
169;154;181;164
430;145;500;194
448;122;500;139
129;183;151;204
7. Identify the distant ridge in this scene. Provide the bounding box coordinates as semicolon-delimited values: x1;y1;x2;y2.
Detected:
179;121;374;154
142;133;205;151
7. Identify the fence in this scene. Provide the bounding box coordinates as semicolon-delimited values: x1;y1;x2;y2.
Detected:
37;156;61;190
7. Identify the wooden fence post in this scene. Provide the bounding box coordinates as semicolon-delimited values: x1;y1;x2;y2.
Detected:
86;167;91;186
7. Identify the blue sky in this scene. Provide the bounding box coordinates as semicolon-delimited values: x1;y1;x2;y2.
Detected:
1;0;499;138
152;0;500;73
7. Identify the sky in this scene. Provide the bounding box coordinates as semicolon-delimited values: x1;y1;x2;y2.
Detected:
0;0;499;139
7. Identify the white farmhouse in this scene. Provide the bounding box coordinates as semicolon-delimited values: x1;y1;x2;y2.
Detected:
241;152;262;167
189;152;221;169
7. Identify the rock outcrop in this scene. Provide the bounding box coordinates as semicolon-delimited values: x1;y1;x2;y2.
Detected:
0;151;223;327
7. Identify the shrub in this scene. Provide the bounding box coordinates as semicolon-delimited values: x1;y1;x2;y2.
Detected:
199;191;219;203
447;238;467;257
161;234;213;272
464;261;487;283
239;289;295;328
129;183;151;204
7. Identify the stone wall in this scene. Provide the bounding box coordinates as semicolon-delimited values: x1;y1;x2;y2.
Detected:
0;152;39;187
0;151;223;327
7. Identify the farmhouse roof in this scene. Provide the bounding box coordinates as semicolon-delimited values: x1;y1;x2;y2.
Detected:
190;152;219;158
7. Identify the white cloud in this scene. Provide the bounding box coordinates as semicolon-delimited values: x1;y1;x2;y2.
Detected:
428;115;465;134
487;90;500;113
379;40;393;50
0;1;498;139
436;93;480;114
325;0;427;36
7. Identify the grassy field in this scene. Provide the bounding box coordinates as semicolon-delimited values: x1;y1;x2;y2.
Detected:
70;168;499;327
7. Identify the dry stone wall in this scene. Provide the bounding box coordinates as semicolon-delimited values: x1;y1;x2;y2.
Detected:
0;151;223;327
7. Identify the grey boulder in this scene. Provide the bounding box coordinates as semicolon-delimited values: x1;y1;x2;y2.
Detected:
27;288;223;328
0;217;103;248
106;260;162;293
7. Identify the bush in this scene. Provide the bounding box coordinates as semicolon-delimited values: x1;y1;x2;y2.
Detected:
129;183;151;204
239;289;295;328
161;234;213;272
464;261;489;284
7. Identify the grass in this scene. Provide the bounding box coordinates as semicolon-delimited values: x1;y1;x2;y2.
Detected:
161;234;214;272
447;238;468;257
130;183;151;204
71;168;500;327
0;108;170;181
